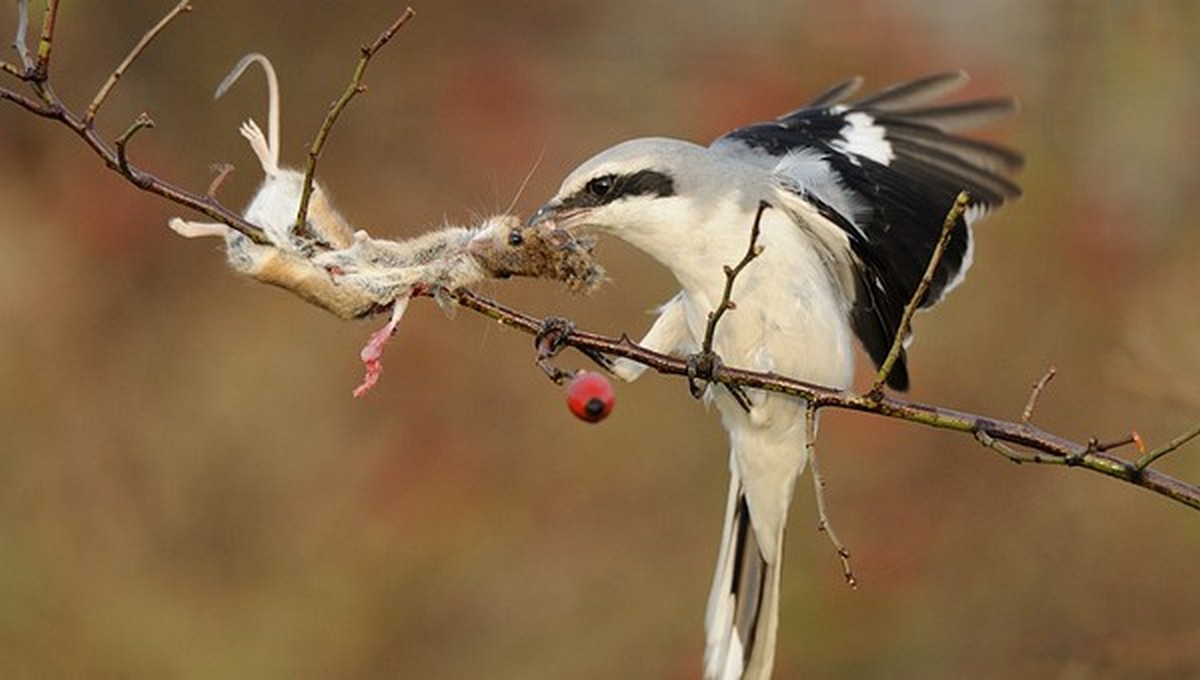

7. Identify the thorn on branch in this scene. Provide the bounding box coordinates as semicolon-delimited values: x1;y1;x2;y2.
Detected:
871;190;971;396
85;0;192;125
1021;366;1057;423
295;7;416;234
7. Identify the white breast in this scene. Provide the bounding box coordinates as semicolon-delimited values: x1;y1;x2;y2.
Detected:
652;198;856;393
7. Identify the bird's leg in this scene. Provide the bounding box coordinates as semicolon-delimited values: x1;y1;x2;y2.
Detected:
580;347;616;373
724;383;754;413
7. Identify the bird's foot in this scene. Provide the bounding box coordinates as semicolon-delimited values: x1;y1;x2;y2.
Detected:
686;350;723;398
535;316;577;384
686;350;753;412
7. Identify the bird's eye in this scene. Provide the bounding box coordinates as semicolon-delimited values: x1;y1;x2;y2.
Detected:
585;175;617;199
507;229;525;246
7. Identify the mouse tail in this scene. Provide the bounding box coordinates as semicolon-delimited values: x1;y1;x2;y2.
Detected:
215;53;281;176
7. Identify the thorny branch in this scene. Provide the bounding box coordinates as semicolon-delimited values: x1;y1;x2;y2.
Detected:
2;4;1198;515
448;289;1200;511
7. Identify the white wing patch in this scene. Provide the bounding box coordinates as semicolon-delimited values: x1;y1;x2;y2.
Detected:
830;112;894;165
929;201;986;304
929;216;977;305
963;201;989;226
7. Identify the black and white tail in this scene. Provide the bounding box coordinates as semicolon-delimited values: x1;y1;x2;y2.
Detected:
705;466;787;680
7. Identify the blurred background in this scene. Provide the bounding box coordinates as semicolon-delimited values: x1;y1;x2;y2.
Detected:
2;1;1198;678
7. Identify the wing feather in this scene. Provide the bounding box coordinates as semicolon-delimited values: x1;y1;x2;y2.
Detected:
712;73;1022;389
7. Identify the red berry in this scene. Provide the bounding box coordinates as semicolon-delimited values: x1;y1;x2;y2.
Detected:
565;371;614;423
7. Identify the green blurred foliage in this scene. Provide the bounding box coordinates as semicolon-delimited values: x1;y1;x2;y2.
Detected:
1;1;1198;678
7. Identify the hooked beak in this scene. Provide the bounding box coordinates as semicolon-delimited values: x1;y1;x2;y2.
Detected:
524;202;559;228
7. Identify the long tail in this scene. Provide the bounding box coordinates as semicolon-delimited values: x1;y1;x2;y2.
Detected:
705;462;786;680
214;53;281;176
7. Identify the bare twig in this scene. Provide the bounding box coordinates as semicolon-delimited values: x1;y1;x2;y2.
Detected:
1090;432;1142;454
700;200;769;355
13;0;32;71
3;0;35;78
872;191;971;394
295;7;416;233
1021;366;1057;423
32;0;60;83
85;0;192;125
1135;422;1200;471
115;112;155;178
0;82;53;114
976;430;1065;466
807;405;857;588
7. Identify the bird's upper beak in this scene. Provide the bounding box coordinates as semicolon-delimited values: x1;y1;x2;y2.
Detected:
524;202;560;228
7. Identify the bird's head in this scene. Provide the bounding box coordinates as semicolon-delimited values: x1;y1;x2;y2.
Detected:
526;138;716;250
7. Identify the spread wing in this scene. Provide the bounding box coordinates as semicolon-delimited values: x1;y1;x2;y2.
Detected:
711;72;1023;390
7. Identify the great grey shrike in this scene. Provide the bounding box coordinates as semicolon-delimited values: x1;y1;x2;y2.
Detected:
527;72;1022;680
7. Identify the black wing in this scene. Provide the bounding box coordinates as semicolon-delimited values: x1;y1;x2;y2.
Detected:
713;72;1023;390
